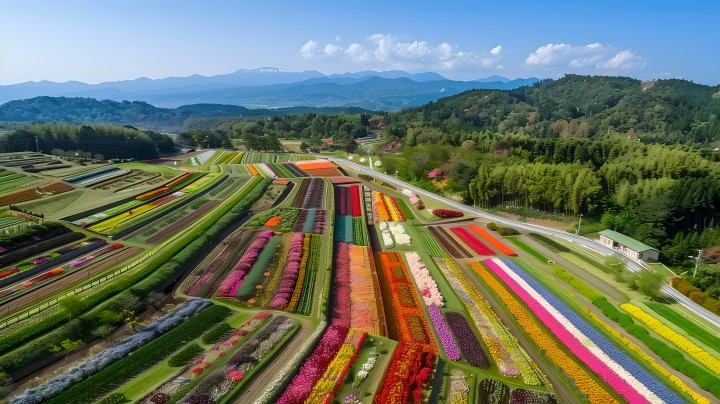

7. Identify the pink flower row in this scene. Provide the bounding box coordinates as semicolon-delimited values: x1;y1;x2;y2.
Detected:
217;230;274;297
269;233;305;309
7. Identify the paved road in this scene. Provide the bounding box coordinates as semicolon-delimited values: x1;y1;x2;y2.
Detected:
328;157;720;331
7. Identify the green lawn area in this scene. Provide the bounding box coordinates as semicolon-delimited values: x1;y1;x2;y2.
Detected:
334;335;397;403
18;190;85;218
116;161;183;175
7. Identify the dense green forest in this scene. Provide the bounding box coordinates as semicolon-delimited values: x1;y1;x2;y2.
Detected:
0;123;175;160
382;75;720;145
0;97;373;132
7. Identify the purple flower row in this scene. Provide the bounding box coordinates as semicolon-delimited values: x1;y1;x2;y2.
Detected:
217;231;274;297
445;311;490;368
427;305;460;361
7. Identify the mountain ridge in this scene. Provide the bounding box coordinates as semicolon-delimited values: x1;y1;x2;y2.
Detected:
0;68;540;110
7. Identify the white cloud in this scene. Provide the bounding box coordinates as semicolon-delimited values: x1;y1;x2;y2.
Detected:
345;43;369;62
525;43;644;71
600;50;644;69
300;40;318;59
299;34;504;72
323;43;341;56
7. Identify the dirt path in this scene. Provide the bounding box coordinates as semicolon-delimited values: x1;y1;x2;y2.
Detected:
515;234;628;303
233;317;315;403
0;247;141;317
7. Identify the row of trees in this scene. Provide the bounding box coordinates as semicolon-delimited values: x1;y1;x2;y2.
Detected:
0;123;174;160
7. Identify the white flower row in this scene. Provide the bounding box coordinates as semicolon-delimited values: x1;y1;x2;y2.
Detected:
13;298;211;404
192;150;216;166
388;222;411;245
257;163;276;178
492;258;661;403
379;221;394;248
405;252;444;307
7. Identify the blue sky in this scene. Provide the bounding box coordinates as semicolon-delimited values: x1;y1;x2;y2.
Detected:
1;1;718;85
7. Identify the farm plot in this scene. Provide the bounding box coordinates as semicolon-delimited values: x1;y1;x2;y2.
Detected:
291;178;325;209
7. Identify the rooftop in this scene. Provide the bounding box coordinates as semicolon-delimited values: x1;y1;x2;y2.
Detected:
600;230;658;252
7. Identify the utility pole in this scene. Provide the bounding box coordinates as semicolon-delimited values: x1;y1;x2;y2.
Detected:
35;136;40;152
576;213;583;235
692;249;703;278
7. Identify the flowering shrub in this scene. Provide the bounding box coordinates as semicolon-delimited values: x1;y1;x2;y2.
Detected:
13;298;211;403
217;230;274;297
484;258;681;403
401;188;424;210
378;140;400;152
427;168;447;180
430;209;463;218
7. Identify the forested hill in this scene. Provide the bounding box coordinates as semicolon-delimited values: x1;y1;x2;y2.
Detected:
0;96;374;132
386;75;720;145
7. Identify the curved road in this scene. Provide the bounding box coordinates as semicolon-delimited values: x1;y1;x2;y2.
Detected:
327;157;720;331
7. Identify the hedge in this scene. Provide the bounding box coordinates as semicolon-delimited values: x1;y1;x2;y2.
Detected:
553;268;603;301
528;233;569;253
671;278;720;316
592;297;720;397
201;322;234;345
168;343;205;367
45;305;232;403
0;177;272;378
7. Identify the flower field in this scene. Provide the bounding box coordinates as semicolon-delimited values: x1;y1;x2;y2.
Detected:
373;191;405;223
3;151;718;404
484;257;682;403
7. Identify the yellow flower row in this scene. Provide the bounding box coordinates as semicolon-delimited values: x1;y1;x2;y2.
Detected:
182;172;218;191
307;343;357;402
469;262;610;402
582;307;710;404
90;203;157;232
621;303;720;375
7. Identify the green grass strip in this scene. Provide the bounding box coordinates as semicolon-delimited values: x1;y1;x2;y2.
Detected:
46;305;232;403
506;237;548;263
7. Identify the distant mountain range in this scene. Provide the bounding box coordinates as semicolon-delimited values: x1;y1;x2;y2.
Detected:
0;68;540;110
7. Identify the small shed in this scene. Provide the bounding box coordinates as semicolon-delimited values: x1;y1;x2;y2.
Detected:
599;230;659;262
